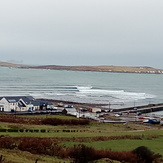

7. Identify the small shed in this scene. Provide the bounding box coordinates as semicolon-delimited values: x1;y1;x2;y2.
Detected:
90;107;101;113
62;108;77;116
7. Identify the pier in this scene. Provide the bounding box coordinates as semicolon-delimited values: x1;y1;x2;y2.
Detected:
113;103;163;114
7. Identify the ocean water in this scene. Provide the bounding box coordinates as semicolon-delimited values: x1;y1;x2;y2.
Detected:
0;67;163;111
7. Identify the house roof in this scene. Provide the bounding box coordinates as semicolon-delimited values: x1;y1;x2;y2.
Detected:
0;96;34;104
0;96;52;106
64;108;77;112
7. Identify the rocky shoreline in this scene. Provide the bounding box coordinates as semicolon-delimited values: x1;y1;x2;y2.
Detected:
38;98;108;110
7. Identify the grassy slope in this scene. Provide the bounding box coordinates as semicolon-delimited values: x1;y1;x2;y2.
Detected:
0;149;70;163
0;124;162;153
0;115;162;162
0;149;120;163
63;137;163;154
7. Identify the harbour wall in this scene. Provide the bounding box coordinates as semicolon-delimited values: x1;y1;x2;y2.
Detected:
113;103;163;114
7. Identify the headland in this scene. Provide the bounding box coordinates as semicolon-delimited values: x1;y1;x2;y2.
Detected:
0;61;163;74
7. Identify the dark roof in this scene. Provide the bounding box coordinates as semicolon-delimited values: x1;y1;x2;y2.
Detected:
0;96;52;106
32;99;52;106
18;100;26;107
0;96;34;104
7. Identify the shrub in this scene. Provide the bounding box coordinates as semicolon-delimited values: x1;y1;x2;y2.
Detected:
0;116;90;125
19;129;24;132
41;118;90;126
132;146;162;163
0;129;7;132
66;144;138;163
68;144;96;163
7;129;19;132
0;137;16;149
95;150;138;163
18;138;63;156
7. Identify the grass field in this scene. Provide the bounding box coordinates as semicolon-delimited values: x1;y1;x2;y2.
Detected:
0;149;70;163
0;114;162;162
62;137;163;154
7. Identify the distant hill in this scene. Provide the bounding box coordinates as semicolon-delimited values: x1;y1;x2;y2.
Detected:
0;61;29;68
0;61;163;74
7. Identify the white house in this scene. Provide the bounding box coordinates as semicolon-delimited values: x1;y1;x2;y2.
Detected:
0;97;18;112
0;96;53;112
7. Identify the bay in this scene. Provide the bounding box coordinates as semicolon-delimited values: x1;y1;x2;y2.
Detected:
0;67;163;110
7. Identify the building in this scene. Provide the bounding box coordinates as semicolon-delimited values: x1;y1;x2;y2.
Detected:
0;96;53;112
90;107;101;113
62;107;77;116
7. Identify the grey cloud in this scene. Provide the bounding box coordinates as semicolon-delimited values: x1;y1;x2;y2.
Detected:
0;0;163;68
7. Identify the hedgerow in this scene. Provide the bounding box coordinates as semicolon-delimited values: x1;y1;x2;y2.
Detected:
0;116;90;125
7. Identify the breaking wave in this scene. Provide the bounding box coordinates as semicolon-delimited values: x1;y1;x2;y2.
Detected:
76;86;155;101
0;67;159;108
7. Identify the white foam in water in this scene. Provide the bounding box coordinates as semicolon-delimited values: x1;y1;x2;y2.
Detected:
76;86;155;101
56;93;67;96
0;66;159;108
0;82;156;105
76;86;92;90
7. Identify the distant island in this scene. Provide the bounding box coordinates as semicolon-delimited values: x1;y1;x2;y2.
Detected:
0;61;163;74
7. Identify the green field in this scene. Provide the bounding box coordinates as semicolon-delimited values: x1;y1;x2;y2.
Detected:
0;114;162;163
62;137;163;154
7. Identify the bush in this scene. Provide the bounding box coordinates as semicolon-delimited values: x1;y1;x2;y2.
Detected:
7;129;19;132
41;118;90;126
0;129;7;132
66;144;138;163
91;149;137;162
19;129;24;132
0;137;16;149
132;146;162;163
18;138;63;156
68;144;96;163
0;116;89;125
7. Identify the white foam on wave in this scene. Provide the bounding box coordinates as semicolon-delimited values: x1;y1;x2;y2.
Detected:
76;86;156;101
76;86;92;90
114;92;155;100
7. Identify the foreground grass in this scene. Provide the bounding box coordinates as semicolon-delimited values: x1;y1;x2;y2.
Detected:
62;137;163;155
0;149;121;163
0;130;162;155
0;114;162;162
17;114;77;119
0;120;160;132
0;149;70;163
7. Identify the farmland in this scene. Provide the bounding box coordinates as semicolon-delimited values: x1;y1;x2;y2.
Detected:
0;113;162;163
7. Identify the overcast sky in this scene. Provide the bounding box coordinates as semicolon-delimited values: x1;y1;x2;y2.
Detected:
0;0;163;68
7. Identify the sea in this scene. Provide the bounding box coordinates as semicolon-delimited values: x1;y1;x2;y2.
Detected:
0;66;163;114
